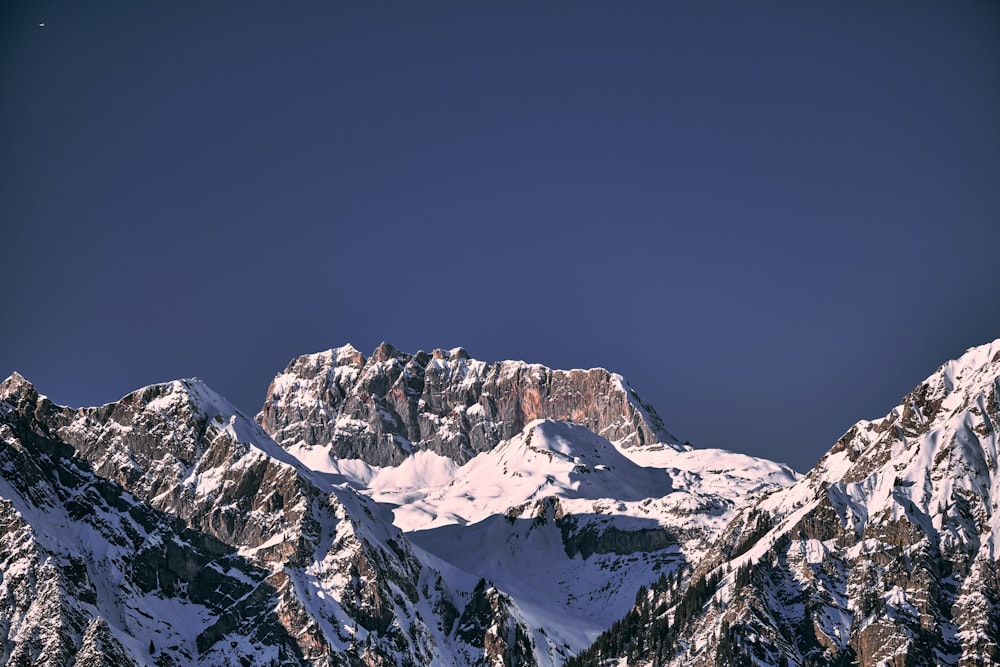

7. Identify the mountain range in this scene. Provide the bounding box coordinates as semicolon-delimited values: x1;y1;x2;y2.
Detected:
1;340;997;666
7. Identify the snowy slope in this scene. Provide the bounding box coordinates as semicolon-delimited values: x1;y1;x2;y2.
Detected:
322;419;797;658
368;418;794;541
373;419;675;530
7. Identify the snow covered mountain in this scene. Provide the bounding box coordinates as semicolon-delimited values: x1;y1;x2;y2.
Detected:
572;339;1000;667
0;345;796;666
8;339;995;667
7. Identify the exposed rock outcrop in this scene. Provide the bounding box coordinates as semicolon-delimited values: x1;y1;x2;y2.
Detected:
256;344;680;465
456;579;534;667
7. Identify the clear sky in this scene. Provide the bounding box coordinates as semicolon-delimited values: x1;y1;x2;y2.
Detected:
3;1;999;472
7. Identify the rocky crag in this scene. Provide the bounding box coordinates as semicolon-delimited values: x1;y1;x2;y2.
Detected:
256;343;680;467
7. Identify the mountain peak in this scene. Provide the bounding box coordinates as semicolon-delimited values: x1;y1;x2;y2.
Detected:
814;337;1000;487
133;377;238;420
933;337;1000;397
371;341;403;363
0;372;43;413
307;344;366;368
259;344;682;466
1;371;34;395
429;346;470;361
945;337;1000;370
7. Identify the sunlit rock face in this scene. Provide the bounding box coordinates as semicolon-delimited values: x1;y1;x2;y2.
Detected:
256;343;682;466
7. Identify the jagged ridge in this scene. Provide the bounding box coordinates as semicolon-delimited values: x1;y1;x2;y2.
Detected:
256;343;681;467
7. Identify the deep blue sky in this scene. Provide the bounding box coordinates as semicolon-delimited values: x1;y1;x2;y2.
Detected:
3;1;999;472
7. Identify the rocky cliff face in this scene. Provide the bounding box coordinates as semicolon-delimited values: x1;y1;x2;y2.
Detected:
0;373;537;667
575;340;1000;667
256;344;680;466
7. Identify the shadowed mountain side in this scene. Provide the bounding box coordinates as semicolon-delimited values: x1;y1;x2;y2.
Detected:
408;512;683;656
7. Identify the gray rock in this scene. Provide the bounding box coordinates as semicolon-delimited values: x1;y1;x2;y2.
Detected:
257;344;681;466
